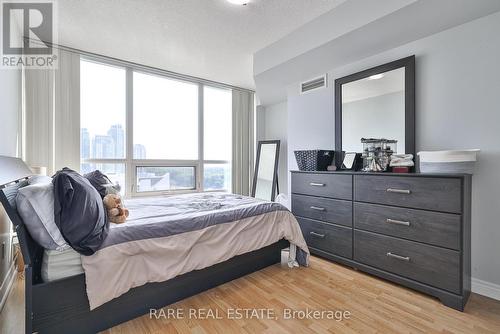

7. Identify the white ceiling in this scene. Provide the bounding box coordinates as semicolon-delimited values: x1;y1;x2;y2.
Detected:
56;0;346;89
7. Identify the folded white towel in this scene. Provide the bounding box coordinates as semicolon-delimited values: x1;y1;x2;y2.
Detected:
390;160;415;167
390;154;414;167
392;154;414;160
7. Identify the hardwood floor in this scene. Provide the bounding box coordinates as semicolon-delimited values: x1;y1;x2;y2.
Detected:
2;256;500;333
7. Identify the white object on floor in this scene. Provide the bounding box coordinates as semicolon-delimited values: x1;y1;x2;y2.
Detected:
281;248;289;266
41;248;83;282
288;244;299;268
418;149;480;174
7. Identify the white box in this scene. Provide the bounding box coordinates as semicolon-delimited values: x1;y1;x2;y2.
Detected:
417;150;480;174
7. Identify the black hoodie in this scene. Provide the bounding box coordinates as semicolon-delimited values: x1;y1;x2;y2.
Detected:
53;168;109;255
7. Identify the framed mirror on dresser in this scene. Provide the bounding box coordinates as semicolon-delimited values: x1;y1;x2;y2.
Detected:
292;56;472;311
334;55;415;168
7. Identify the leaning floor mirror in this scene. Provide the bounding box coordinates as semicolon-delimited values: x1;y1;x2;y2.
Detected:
252;140;280;201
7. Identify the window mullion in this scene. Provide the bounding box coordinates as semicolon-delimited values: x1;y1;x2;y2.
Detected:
126;68;134;197
198;83;204;192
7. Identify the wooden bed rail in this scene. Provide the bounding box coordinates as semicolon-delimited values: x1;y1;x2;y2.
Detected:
0;156;38;334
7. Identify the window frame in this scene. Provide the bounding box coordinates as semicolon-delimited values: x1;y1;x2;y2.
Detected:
80;57;232;197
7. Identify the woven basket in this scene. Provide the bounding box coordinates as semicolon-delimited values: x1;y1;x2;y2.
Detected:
294;150;334;171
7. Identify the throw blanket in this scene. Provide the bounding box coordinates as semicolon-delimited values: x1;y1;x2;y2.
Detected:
82;193;309;310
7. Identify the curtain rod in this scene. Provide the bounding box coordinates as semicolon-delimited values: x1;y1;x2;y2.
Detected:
37;39;254;94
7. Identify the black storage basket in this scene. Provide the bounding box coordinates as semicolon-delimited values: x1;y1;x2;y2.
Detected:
294;150;335;171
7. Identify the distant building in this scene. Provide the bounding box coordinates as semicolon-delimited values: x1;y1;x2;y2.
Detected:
92;135;114;159
107;124;125;158
134;144;147;159
80;128;90;160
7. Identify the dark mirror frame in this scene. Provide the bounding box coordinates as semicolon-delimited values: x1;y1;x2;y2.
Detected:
252;140;280;201
334;55;415;168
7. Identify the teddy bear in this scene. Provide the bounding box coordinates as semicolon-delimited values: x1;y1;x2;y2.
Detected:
103;194;129;224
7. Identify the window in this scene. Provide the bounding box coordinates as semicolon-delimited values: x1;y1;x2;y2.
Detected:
136;166;196;192
203;163;231;191
203;86;232;192
204;86;232;161
80;59;233;196
133;72;198;160
80;60;126;192
80;60;126;160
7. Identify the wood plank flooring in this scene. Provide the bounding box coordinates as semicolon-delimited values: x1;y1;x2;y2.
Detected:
2;256;500;333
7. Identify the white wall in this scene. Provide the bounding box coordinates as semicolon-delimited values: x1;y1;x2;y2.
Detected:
287;85;335;196
0;69;21;157
343;91;405;153
265;102;288;199
286;11;500;291
0;68;21;310
255;105;266;144
256;101;289;205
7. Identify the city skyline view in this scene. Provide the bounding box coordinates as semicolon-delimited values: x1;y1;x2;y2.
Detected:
80;123;230;193
81;124;146;160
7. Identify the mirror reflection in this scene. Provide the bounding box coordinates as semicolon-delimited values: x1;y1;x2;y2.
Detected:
253;142;279;201
341;67;405;154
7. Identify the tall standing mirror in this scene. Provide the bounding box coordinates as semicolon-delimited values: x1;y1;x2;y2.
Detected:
252;140;280;201
335;56;415;167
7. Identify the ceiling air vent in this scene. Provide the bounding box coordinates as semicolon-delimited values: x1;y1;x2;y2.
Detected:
300;74;327;94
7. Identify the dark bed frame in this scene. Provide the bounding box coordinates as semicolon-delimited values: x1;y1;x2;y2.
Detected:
0;156;289;334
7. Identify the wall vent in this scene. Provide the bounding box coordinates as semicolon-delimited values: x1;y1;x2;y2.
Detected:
300;74;327;94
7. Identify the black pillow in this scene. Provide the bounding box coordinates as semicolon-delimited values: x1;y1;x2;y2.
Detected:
53;168;109;255
84;170;120;199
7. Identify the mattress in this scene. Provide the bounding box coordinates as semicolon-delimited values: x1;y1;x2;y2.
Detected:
41;247;84;282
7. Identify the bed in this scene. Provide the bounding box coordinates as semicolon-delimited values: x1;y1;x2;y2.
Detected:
0;156;308;334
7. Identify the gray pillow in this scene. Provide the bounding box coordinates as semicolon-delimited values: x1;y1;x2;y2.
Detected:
16;182;68;251
28;175;52;185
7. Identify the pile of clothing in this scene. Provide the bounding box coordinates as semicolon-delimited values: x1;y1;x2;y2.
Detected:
390;154;414;168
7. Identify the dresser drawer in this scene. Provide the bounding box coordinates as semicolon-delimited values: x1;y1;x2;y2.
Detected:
354;175;462;213
298;217;352;259
354;230;460;294
354;202;461;250
292;173;352;200
292;194;352;227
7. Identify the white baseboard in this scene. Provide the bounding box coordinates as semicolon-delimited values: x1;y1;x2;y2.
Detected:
0;264;17;312
472;277;500;301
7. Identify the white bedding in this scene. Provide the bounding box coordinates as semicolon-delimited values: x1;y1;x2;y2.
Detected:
41;248;84;282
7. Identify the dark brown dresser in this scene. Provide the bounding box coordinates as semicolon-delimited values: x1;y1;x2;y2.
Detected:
291;171;471;311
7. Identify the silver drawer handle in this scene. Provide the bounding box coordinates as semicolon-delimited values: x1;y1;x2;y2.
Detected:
310;231;325;238
386;188;411;194
386;252;410;262
386;218;411;227
310;206;326;211
309;182;325;187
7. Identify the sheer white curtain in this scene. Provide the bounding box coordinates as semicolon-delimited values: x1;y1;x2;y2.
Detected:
23;49;80;174
232;90;255;195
